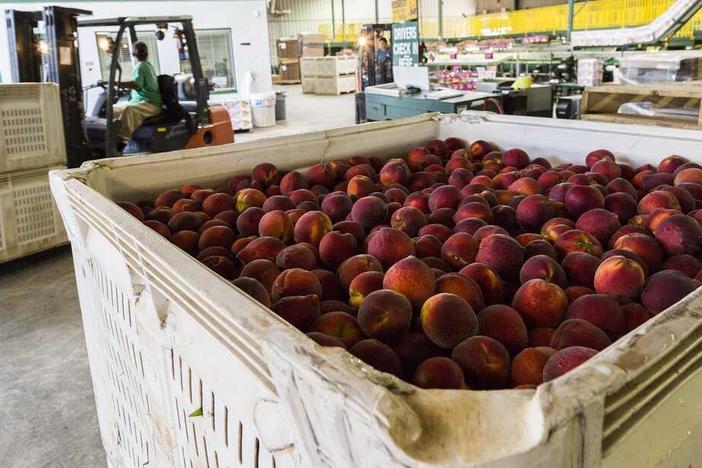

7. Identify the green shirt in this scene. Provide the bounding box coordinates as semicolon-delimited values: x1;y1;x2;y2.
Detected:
129;61;161;106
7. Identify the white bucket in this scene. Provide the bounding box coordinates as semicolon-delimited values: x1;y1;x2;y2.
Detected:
249;91;277;128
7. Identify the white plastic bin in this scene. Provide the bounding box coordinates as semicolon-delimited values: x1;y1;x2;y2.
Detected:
0;83;66;174
50;113;702;467
249;92;277;128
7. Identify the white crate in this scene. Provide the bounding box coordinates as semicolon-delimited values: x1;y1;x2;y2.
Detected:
1;166;67;263
300;57;319;78
316;55;357;77
314;75;356;95
51;113;702;467
301;76;317;94
0;84;66;174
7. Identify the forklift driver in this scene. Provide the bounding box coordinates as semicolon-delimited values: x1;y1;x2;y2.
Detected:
114;41;162;146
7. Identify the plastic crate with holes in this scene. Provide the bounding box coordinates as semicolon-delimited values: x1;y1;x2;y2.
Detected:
1;166;68;263
50;113;702;467
0;83;66;174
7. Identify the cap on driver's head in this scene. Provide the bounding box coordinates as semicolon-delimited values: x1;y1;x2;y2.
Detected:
133;41;148;57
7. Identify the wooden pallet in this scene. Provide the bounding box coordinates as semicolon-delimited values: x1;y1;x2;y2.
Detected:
277;80;301;85
581;83;702;130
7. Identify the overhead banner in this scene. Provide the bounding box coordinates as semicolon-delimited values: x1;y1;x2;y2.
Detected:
392;21;419;67
392;0;418;23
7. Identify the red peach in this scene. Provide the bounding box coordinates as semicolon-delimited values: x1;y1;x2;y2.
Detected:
641;270;697;314
510;346;556;387
383;256;436;309
350;339;402;377
519;255;567;287
452;336;510;389
566;294;625;339
542;346;598;382
436;273;485;312
478;305;528;356
412;357;465;389
475;234;525;281
550;319;611;351
513;279;568;328
459;263;506;305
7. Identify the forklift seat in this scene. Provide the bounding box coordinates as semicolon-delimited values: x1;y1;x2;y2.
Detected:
139;74;194;131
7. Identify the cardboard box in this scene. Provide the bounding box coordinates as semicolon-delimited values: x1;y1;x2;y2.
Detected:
299;32;324;57
277;37;300;60
279;60;301;82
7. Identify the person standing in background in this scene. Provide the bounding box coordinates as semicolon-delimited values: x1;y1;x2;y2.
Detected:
375;36;393;84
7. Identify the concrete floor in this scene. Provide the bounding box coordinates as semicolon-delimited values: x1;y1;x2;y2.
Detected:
0;85;355;467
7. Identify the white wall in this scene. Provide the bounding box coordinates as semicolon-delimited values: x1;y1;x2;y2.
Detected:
0;1;272;98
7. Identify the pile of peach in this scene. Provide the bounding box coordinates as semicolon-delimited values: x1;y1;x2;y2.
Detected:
116;138;702;390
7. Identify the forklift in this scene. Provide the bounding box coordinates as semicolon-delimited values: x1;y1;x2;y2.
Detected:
5;6;233;166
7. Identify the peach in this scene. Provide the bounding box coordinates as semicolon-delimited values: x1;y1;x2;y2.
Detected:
320;193;353;222
604;192;637;225
179;183;202;197
501;148;529;169
383;256;436;309
475;234;525;281
251;162;279;187
418;293;477;349
519;255;567;287
394;333;443;378
236;236;286;264
448;168;474;189
565;184;605;218
418;224;453;242
170;230;199;255
408;172;436;192
585;149;614;168
512;194;554;232
345;163;376;180
612;233;664;272
307;332;346;348
641;270;696;315
169;198;200;215
236;207;264;236
315;231;357;269
406;147;430;171
435;273;485;312
198;219;232;234
425;139;448;159
510;346;556;387
554;229;603;258
201;255;240;280
428;185;462;212
445;138;466;153
355;289;412;344
287;189;316;206
575;208;621;247
470;140;493;160
622;302;652;331
348;271;385;308
384;187;408;204
593;255;646;303
198;225;236;251
231;277;271;307
275;244;317;270
404;191;430;213
638;190;680;215
346;174;376;198
337;254;384;290
478;305;528;356
279;171;308;195
257;210;293;242
542;346;598;382
199;193;233;217
306;163;336;189
528;328;556;347
513;279;568;328
452;335;510;389
655;214;702;256
196;246;232;262
550;319;611;351
440;232;478;270
525;240;558;260
272;294;320;330
366;227;415;268
659;155;689;173
590;159;621;181
144;220;171;239
423;256;451;271
309;311;364;347
674;167;702;186
566;294;625;339
190;189;215;204
168;211;205;233
459;263;506;305
239;259;279;292
663;254;702;279
332;220;365;245
379;159;411;187
427;207;457;227
609;225;650;247
350;196;388;230
292;210;332;246
454;218;488;235
154;189;184;208
659;185;695;213
413;234;443;258
350;339;402;377
607;177;638;198
565;285;594;303
411;357;464;389
145;207;173;224
271;268;323;302
213;210;238;226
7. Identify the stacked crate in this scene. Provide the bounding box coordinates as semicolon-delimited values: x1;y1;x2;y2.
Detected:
314;55;357;95
300;56;357;96
276;37;301;84
577;58;603;87
0;83;68;263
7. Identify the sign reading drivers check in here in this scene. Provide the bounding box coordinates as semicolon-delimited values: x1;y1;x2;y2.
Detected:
392;21;419;67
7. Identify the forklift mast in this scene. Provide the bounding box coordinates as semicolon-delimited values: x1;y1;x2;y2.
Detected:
5;10;43;83
43;6;92;167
